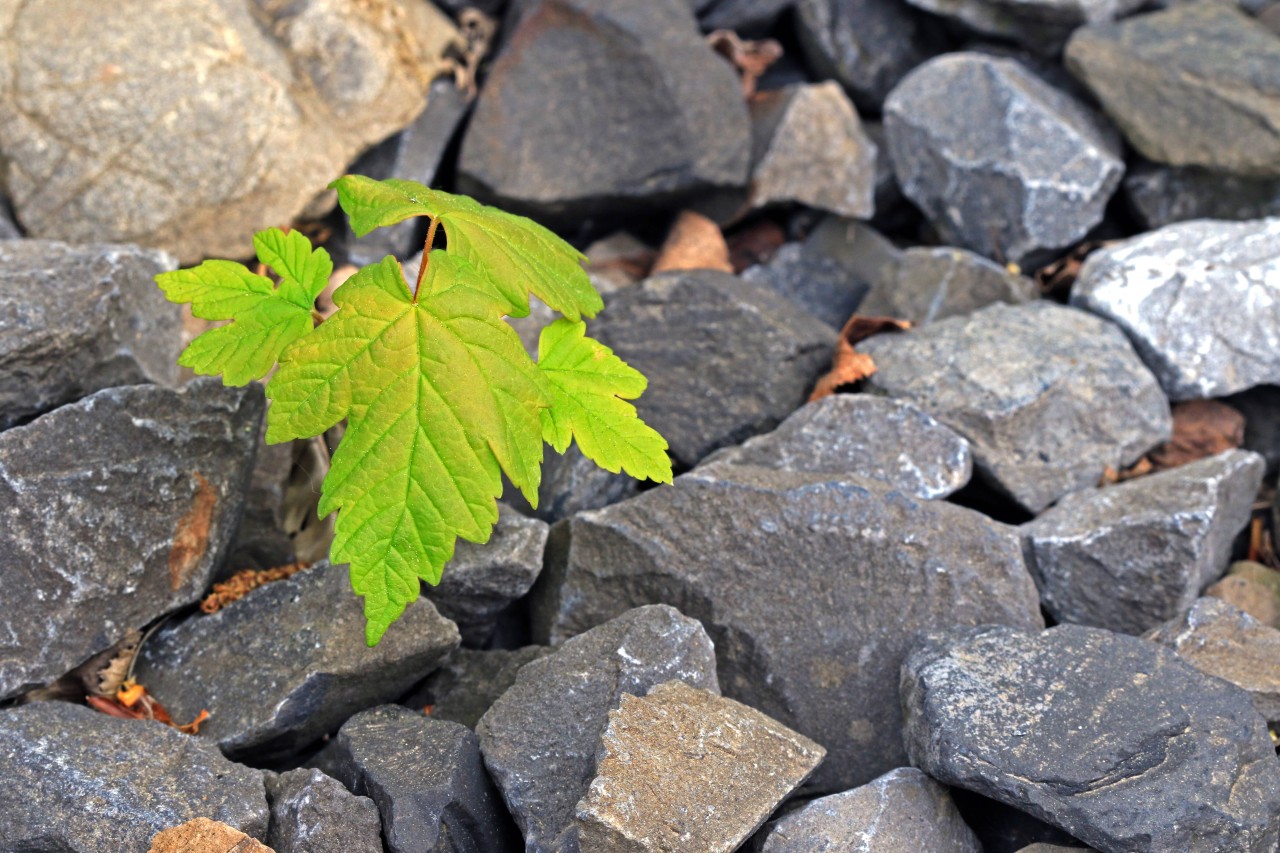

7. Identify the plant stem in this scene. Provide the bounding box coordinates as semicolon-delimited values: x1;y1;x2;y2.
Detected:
414;217;440;302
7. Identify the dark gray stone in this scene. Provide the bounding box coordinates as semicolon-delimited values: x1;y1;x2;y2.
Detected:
311;705;518;853
1126;162;1280;230
477;605;719;853
266;768;383;853
0;701;269;849
401;646;552;728
0;380;262;701
885;53;1124;266
697;0;791;31
531;465;1043;792
225;431;297;573
793;0;936;110
589;269;835;467
0;240;182;429
902;624;1280;852
1071;218;1280;401
701;394;973;499
425;504;549;646
1066;4;1280;177
1021;450;1265;635
756;767;982;853
862;301;1172;513
134;561;460;761
1225;385;1280;476
859;246;1038;325
459;0;750;220
903;0;1143;54
508;444;641;524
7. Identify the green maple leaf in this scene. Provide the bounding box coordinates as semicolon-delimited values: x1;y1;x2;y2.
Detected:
537;319;673;484
155;228;331;385
330;175;602;322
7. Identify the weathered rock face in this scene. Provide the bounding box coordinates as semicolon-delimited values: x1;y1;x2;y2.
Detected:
266;768;383;853
458;0;749;220
1146;597;1280;723
1125;163;1280;230
477;605;719;853
576;681;826;853
401;646;552;729
0;380;262;701
902;624;1280;853
588;269;835;467
755;767;982;853
134;561;460;761
532;465;1043;792
701;394;973;500
0;0;462;263
1066;4;1280;177
0;701;269;850
0;240;183;429
884;53;1123;265
312;705;518;853
861;301;1172;513
902;0;1143;55
1071;218;1280;401
1021;450;1265;635
858;246;1037;326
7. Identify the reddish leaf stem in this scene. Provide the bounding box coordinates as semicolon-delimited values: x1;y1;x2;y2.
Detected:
415;217;440;301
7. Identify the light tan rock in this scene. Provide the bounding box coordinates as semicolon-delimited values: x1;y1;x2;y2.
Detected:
150;817;273;853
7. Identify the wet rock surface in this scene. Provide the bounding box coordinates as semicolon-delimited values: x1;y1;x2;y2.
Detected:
266;768;383;853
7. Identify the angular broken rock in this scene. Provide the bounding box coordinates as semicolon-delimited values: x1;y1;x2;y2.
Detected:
0;380;263;701
589;269;835;467
532;465;1043;792
902;624;1280;853
477;605;720;852
311;705;517;853
0;240;183;429
576;681;826;853
1146;597;1280;723
401;646;553;729
0;0;462;263
0;701;268;850
134;561;460;761
755;767;982;853
150;818;272;853
885;53;1123;265
1021;450;1265;635
1125;163;1280;230
858;246;1037;326
266;768;383;853
1071;217;1280;400
701;394;973;499
861;301;1172;513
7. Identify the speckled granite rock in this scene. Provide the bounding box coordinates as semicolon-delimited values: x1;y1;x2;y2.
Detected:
1071;217;1280;400
266;769;383;853
902;624;1280;853
0;380;262;700
858;246;1037;325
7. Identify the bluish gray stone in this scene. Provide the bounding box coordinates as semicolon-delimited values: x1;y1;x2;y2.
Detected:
266;768;383;853
400;646;552;728
903;0;1143;54
859;246;1038;325
1125;162;1280;230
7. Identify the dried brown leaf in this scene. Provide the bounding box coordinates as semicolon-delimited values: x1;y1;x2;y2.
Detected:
810;315;911;402
1034;240;1107;298
149;818;274;853
201;561;312;614
1148;400;1246;470
86;679;211;735
651;211;733;275
727;220;786;273
707;30;783;98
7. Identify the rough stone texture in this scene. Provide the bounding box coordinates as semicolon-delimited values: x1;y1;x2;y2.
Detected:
885;53;1124;265
1208;563;1280;630
575;681;826;853
1146;596;1280;723
589;269;835;467
0;701;269;850
401;646;552;728
1071;218;1280;400
266;769;383;853
1065;4;1280;177
459;0;749;220
0;240;183;429
755;767;982;853
424;504;549;646
0;380;262;701
0;0;462;263
477;605;720;853
149;819;272;853
135;561;460;761
793;0;936;110
902;624;1280;853
311;705;517;853
859;246;1038;325
1021;450;1265;635
701;394;973;499
509;444;642;524
531;465;1043;792
861;301;1172;513
903;0;1143;54
1126;163;1280;230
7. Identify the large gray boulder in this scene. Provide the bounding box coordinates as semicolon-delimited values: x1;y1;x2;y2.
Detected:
884;53;1123;265
0;380;262;700
1071;218;1280;400
0;701;269;849
0;240;182;429
532;465;1044;792
902;624;1280;853
861;301;1172;513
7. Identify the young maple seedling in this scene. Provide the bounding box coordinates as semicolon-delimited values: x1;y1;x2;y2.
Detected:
157;176;672;644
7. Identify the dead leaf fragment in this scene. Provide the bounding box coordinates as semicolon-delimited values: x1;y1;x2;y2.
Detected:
1148;400;1246;470
86;679;211;735
651;211;733;274
707;30;783;98
201;561;312;614
727;219;786;273
810;315;911;402
1034;239;1107;298
149;818;274;853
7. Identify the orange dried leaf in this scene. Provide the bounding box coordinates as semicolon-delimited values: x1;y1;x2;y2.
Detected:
810;315;911;402
707;30;783;98
117;680;146;708
201;561;311;614
1148;400;1245;471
